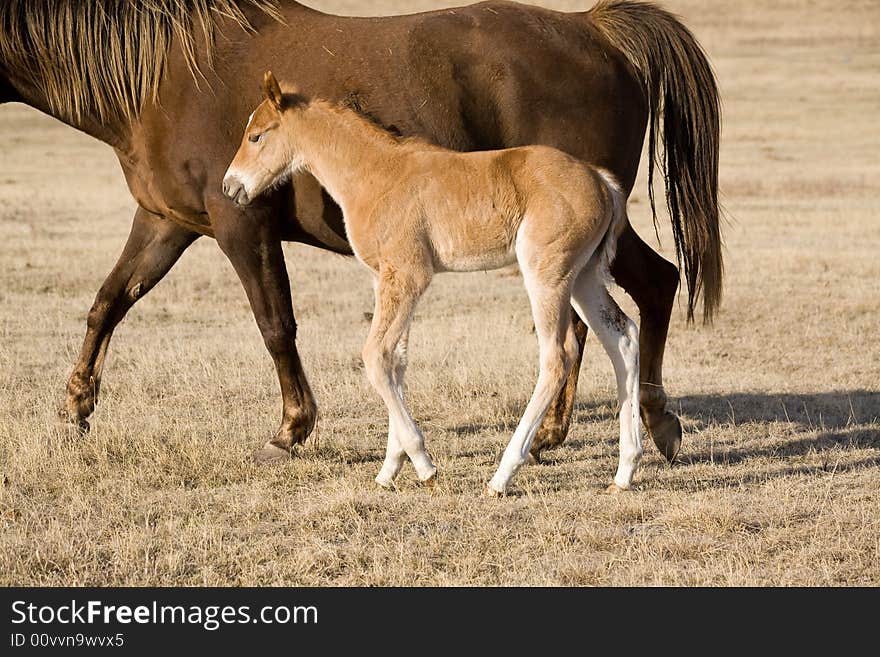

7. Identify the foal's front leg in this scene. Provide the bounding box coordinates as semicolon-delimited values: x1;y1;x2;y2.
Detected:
363;269;436;484
375;325;411;488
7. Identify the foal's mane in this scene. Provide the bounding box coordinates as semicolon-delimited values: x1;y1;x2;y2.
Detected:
0;0;282;123
309;97;443;153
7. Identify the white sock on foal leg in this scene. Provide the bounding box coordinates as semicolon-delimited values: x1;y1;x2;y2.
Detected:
376;332;410;487
376;416;407;487
365;275;436;483
487;354;570;494
365;355;436;481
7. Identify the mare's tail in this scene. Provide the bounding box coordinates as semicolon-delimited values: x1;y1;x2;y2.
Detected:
588;0;723;323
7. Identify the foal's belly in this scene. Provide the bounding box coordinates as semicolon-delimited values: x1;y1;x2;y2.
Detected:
432;247;518;273
429;216;519;273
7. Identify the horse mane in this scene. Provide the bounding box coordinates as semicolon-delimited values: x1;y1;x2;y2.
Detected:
0;0;282;123
309;96;444;153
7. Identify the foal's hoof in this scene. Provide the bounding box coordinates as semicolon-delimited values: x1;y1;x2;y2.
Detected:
57;408;89;435
647;412;682;463
252;443;291;465
483;484;504;498
604;482;629;495
421;471;440;493
375;474;397;491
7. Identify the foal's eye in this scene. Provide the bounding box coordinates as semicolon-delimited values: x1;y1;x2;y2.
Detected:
249;133;262;143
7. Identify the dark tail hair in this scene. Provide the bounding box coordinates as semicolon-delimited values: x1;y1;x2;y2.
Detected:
589;0;723;323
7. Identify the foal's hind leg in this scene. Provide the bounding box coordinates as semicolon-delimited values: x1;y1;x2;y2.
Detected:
530;307;590;461
571;268;642;491
363;268;437;483
488;260;579;495
61;208;198;431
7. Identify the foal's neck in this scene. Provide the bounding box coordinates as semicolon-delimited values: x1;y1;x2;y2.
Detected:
292;103;404;214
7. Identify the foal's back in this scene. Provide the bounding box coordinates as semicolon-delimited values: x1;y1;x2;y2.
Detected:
362;144;616;275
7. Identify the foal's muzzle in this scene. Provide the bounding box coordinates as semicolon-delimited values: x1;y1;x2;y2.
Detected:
222;176;251;207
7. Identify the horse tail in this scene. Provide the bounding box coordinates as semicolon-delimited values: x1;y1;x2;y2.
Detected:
592;168;628;285
589;0;723;323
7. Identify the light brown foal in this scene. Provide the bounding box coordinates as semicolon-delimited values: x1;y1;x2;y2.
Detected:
224;72;642;495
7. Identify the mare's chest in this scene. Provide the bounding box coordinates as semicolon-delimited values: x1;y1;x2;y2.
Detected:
115;110;237;235
117;151;215;234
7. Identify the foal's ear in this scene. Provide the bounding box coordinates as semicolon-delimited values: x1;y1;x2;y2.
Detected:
263;71;284;110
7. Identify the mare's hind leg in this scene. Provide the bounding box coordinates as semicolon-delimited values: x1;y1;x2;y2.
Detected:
532;225;682;464
611;224;681;462
363;268;436;483
61;208;198;431
570;267;642;491
487;257;579;495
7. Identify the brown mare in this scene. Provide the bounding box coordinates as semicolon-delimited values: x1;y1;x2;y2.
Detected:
0;0;721;465
225;73;642;494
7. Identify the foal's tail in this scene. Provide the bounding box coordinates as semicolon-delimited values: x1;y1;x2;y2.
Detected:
588;0;723;323
592;168;629;284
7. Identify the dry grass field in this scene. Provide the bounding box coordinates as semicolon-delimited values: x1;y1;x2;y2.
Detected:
1;0;878;586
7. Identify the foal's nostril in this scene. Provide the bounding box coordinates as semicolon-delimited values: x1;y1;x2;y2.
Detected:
223;178;242;202
235;189;250;206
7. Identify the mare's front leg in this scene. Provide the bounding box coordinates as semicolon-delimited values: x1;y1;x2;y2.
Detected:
210;199;317;462
61;208;199;431
611;222;682;462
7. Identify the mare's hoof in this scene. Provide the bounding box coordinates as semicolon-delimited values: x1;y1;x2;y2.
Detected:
57;409;89;435
647;412;682;463
252;443;291;465
528;445;544;464
604;483;629;495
